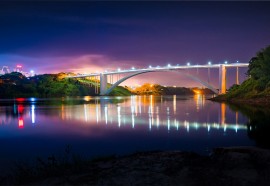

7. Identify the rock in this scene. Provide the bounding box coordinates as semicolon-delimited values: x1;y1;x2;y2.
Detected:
3;147;270;186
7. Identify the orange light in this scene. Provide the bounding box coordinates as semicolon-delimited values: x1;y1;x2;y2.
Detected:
193;90;201;94
18;118;24;128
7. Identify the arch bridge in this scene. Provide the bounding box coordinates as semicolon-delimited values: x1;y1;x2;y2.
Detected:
68;63;248;96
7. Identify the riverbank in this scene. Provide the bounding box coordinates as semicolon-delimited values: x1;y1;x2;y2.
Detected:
210;94;270;106
1;147;270;186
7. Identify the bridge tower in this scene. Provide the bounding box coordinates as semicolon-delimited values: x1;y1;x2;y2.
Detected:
236;67;239;85
219;65;226;94
100;73;108;96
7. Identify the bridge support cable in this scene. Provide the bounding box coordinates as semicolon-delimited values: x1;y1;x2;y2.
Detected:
94;76;99;94
94;76;96;94
97;76;99;94
110;74;112;86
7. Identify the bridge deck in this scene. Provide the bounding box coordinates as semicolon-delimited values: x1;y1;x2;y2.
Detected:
69;63;248;78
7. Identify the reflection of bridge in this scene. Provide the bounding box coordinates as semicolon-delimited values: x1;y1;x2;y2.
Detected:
69;63;248;95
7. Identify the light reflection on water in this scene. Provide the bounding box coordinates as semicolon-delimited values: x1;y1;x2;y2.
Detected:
0;95;246;133
0;95;254;170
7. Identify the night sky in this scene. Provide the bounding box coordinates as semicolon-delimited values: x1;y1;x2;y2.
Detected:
1;1;270;87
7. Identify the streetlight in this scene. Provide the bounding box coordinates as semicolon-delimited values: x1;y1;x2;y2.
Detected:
224;61;228;64
208;61;211;65
30;70;34;76
149;65;152;68
118;68;121;71
187;62;190;66
131;67;135;70
167;64;171;67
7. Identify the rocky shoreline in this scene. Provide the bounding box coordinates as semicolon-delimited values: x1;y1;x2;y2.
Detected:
2;147;270;186
209;95;270;106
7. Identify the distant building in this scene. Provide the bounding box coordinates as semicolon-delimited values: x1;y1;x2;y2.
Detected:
1;66;10;75
0;65;33;77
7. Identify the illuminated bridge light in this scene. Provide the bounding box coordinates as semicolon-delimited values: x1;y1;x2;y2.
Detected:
31;105;35;124
18;118;24;128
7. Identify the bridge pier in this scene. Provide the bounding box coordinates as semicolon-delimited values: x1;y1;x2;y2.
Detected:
236;67;239;85
219;65;226;94
100;73;108;96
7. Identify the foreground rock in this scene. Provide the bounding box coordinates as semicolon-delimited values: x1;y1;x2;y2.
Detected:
3;147;270;186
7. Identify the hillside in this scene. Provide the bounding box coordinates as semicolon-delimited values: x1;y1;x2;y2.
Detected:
211;45;270;105
0;72;132;98
132;83;215;95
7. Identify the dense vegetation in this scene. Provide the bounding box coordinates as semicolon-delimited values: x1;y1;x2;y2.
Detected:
0;73;215;98
0;72;132;98
218;45;270;102
133;83;214;95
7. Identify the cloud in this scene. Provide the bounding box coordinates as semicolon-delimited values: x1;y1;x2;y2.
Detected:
0;54;142;74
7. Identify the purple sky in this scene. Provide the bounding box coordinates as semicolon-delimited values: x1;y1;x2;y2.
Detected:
0;1;270;88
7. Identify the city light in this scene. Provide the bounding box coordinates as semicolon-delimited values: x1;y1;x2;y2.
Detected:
167;64;171;67
131;67;135;70
208;61;211;65
118;68;121;71
149;65;152;68
224;61;228;64
187;62;190;66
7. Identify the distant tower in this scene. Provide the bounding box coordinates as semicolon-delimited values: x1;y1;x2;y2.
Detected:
14;65;23;72
2;66;10;74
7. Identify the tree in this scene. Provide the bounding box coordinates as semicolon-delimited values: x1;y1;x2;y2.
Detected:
247;45;270;90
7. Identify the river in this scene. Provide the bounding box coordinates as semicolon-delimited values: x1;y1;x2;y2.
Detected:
0;95;258;172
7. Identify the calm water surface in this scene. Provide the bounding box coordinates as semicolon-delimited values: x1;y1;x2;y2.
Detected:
0;95;255;170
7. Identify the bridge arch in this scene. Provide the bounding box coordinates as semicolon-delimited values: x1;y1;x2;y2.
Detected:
103;70;218;95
